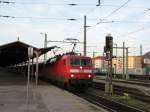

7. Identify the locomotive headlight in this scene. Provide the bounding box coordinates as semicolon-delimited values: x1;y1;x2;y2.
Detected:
88;74;91;78
71;74;74;78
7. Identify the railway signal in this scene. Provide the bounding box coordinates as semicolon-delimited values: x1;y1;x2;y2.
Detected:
104;34;113;95
105;34;113;53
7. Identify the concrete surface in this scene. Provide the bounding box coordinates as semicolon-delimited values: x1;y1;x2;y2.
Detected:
0;68;107;112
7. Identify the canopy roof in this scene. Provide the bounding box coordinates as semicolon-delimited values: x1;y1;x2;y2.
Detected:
0;41;56;67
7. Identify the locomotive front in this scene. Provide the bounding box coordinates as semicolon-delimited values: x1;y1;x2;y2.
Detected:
67;56;93;89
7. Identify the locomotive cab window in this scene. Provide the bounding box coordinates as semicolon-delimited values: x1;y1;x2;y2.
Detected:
71;58;91;66
71;58;80;66
81;59;91;66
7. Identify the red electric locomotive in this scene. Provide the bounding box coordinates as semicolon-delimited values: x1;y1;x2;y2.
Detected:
42;52;93;91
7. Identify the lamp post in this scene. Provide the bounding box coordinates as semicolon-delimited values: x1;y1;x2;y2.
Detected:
40;32;47;62
114;64;116;78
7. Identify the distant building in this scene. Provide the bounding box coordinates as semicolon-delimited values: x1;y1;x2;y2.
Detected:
112;56;143;75
93;56;105;69
112;56;142;68
93;55;144;75
143;52;150;75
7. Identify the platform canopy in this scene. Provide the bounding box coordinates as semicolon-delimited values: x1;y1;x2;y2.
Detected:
0;41;56;67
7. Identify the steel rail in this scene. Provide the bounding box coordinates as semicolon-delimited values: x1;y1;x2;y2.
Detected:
75;92;144;112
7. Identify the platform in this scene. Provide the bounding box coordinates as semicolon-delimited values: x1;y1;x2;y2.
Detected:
0;68;107;112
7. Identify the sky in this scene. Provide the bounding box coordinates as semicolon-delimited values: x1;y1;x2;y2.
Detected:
0;0;150;57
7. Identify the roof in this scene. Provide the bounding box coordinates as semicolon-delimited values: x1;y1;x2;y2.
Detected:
0;41;56;67
143;52;150;59
93;56;105;60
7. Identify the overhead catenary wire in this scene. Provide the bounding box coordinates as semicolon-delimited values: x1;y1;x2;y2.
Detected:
0;0;149;9
0;0;14;4
1;14;150;23
0;0;149;10
0;15;79;21
67;0;130;41
0;0;149;46
85;0;131;29
97;0;131;25
118;25;150;37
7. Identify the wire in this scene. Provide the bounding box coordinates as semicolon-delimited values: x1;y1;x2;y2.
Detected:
109;20;150;23
86;0;131;29
119;25;150;37
0;15;79;21
97;0;131;24
1;14;150;23
0;1;94;6
0;0;14;4
100;4;149;9
0;0;149;9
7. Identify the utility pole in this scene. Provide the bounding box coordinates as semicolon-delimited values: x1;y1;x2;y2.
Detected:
93;52;95;68
84;15;87;56
44;33;47;61
123;42;125;79
17;36;20;41
140;44;143;56
102;52;105;68
140;44;143;68
126;47;129;80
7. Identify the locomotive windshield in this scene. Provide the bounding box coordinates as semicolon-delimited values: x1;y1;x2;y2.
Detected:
71;58;91;66
71;58;80;66
81;59;91;66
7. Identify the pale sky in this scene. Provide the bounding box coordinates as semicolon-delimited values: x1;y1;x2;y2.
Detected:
0;0;150;57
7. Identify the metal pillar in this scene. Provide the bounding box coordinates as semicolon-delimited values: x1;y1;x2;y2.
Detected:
114;64;116;78
126;48;129;80
140;45;143;68
44;34;47;62
102;52;105;68
93;52;95;68
26;47;33;107
35;53;39;86
123;42;125;79
84;16;87;56
140;44;143;57
26;56;30;107
31;59;34;83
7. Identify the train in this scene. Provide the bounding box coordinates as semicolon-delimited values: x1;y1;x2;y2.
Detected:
39;52;93;91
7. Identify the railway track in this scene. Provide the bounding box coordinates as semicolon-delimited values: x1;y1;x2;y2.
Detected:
94;74;150;81
39;77;147;112
112;79;150;87
93;82;150;103
94;77;150;87
75;91;144;112
129;79;150;85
